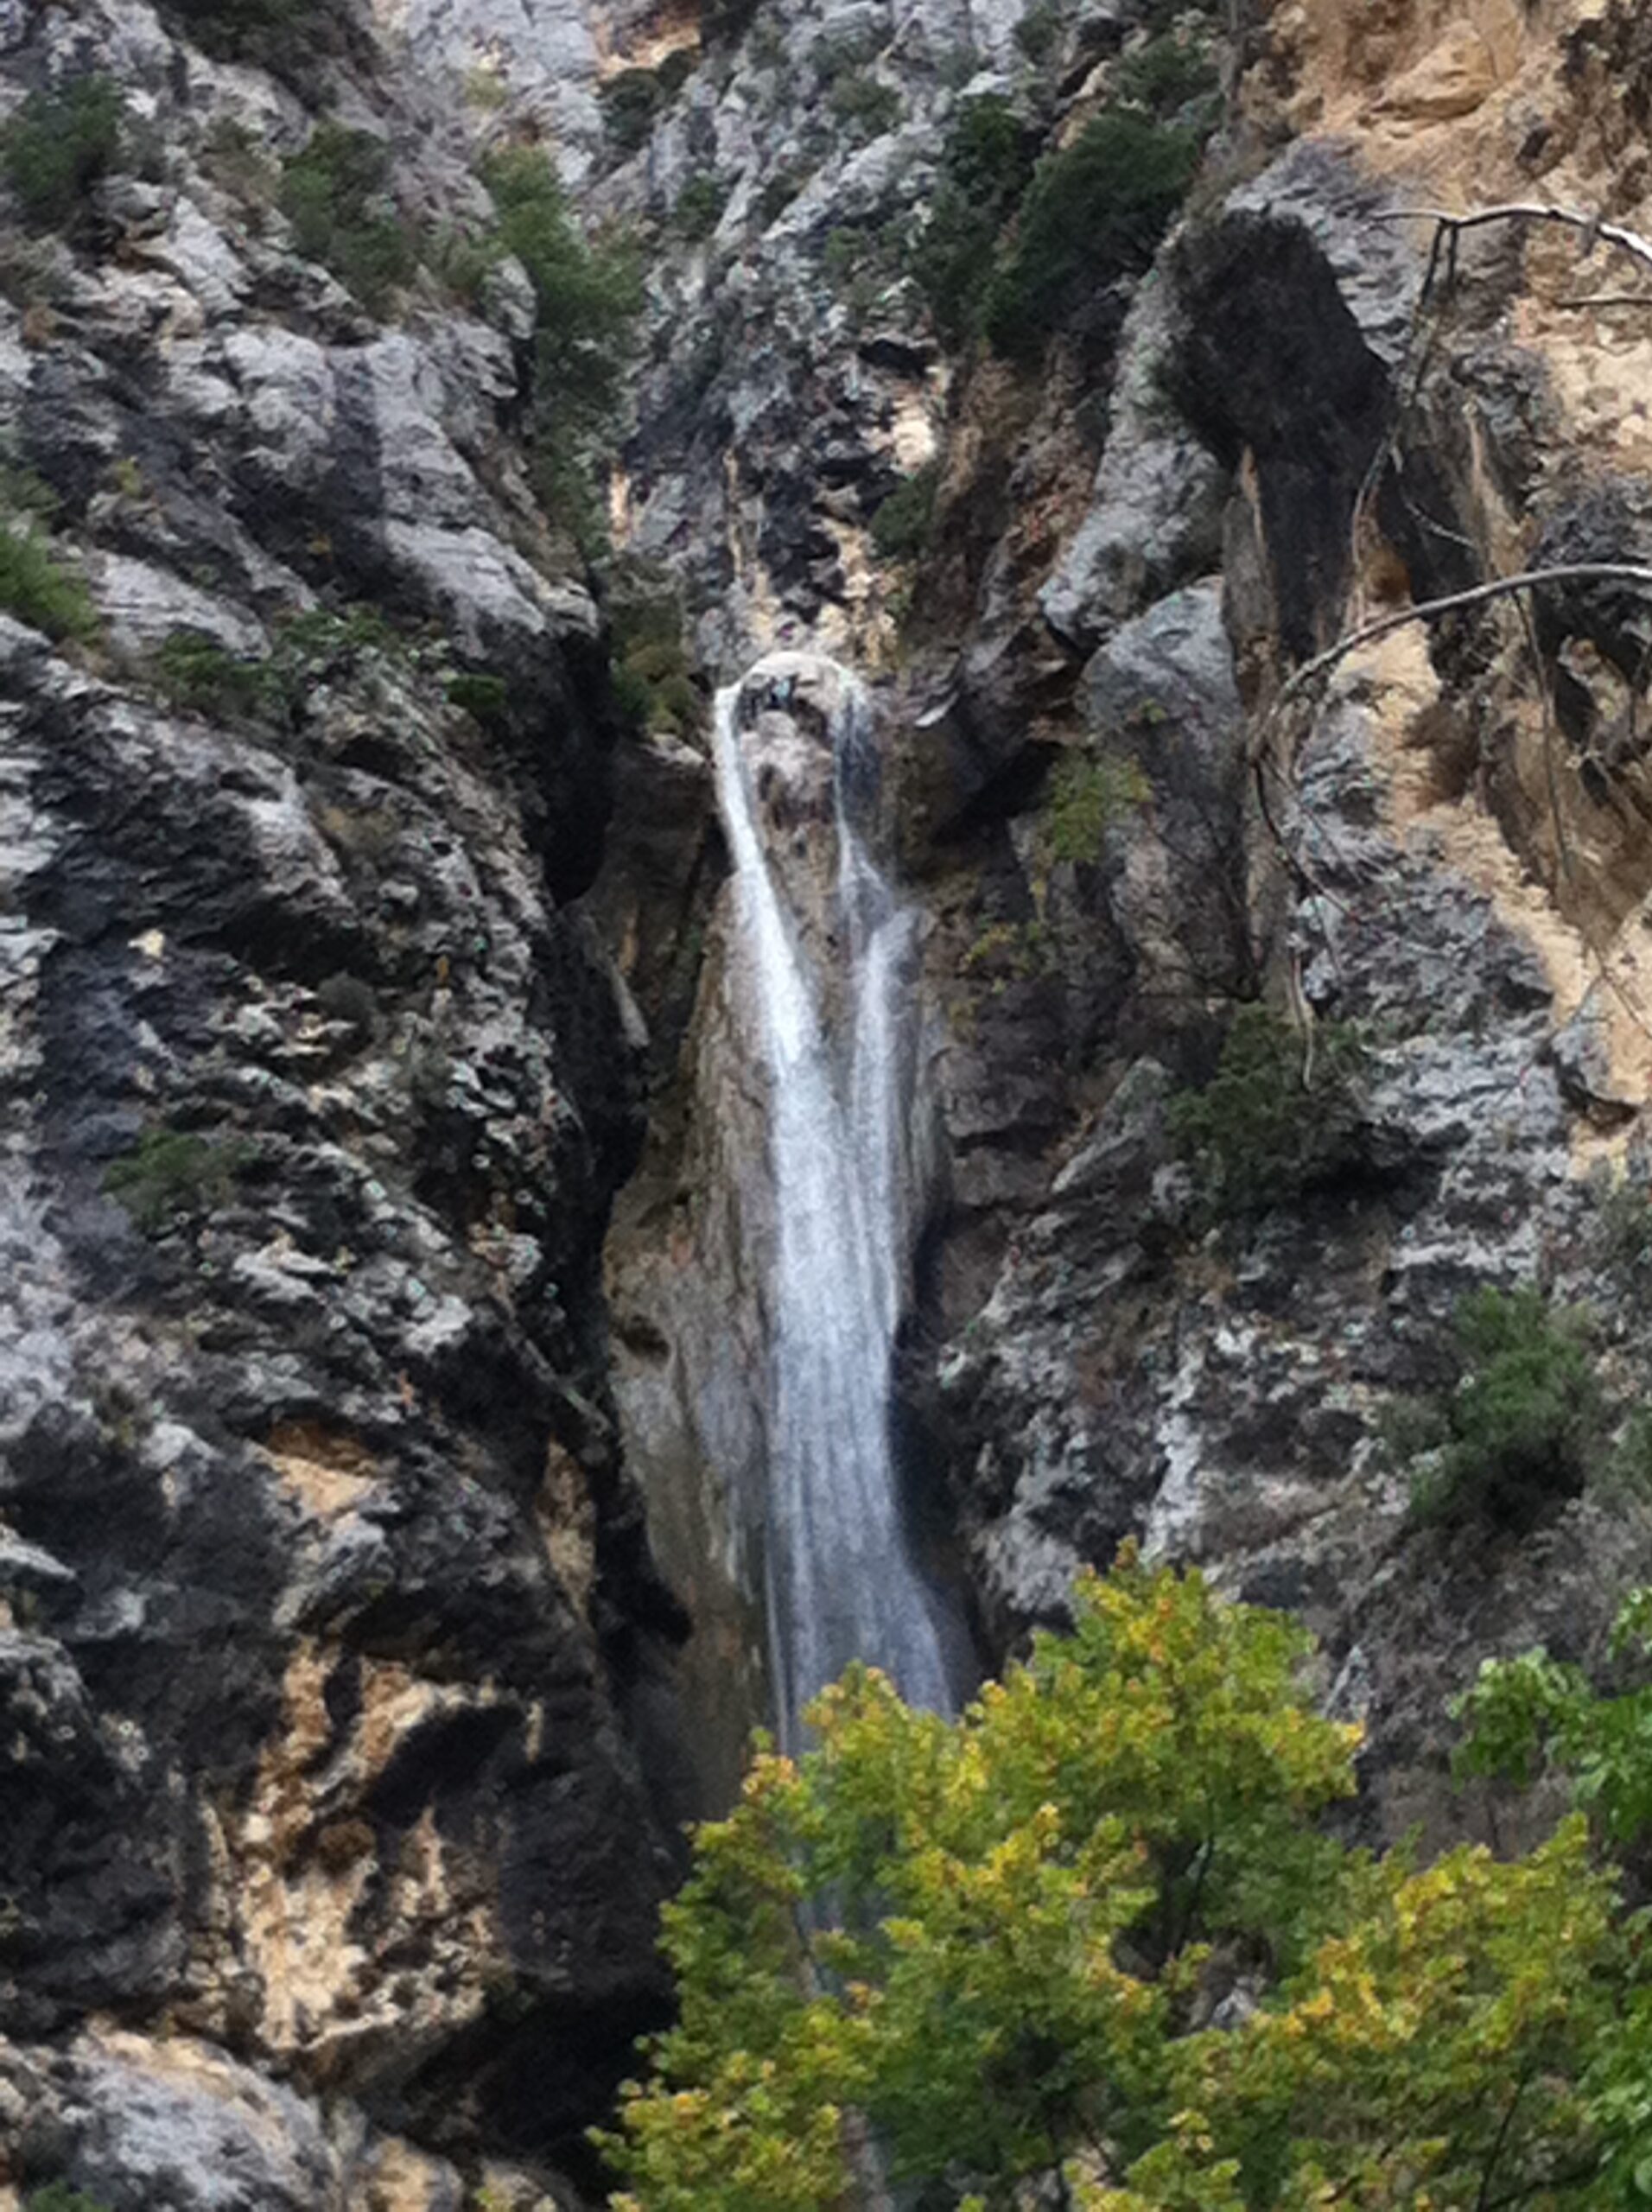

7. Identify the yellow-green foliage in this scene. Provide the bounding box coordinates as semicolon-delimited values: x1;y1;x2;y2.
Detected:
600;1552;1647;2209
0;459;96;644
1458;1584;1652;1845
1042;747;1151;866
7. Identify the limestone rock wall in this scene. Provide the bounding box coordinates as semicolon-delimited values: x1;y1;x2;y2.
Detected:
590;0;1652;1857
10;0;1652;2202
0;3;685;2207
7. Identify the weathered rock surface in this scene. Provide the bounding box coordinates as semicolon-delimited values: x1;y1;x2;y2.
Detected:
0;2;684;2203
13;0;1652;2198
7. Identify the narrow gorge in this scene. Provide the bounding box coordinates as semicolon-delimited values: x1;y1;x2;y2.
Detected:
3;0;1652;2203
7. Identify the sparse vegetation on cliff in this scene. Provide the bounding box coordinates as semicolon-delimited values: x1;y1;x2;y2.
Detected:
1;76;124;232
1395;1287;1608;1534
281;121;416;312
911;92;1030;346
1167;1001;1368;1216
0;464;97;643
608;582;700;739
868;462;939;560
105;1124;256;1233
982;109;1203;359
479;143;643;548
163;0;330;60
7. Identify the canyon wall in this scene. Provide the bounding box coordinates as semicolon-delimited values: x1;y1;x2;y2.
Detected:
3;0;1652;2207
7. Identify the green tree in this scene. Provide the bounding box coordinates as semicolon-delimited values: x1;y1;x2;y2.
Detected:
281;121;416;312
478;144;642;547
1456;1583;1652;1847
600;1554;1647;2209
911;93;1030;345
982;110;1200;359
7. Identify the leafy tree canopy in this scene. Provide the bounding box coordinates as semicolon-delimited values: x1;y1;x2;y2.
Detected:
600;1552;1652;2209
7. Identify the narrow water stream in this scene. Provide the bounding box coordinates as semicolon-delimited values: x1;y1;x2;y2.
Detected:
711;652;965;1749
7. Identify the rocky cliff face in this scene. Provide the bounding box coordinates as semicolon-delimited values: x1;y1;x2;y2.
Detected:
0;4;688;2208
7;0;1652;2204
594;0;1652;1852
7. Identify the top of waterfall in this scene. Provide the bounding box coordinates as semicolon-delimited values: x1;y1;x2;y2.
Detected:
733;649;871;733
728;651;880;826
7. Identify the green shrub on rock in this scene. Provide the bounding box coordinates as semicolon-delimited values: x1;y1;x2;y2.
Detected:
1114;29;1220;119
600;69;666;155
0;465;96;644
1;77;124;232
25;2186;113;2212
609;587;701;738
828;71;902;140
150;630;270;719
982;109;1201;358
673;173;728;242
478;145;642;546
0;519;97;643
162;0;331;60
280;122;416;313
105;1125;255;1234
1039;748;1152;866
868;462;939;562
1401;1287;1604;1534
910;92;1030;345
1167;1001;1367;1216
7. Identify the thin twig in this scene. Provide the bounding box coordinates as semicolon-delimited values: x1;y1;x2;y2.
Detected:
1269;563;1652;731
1371;202;1652;278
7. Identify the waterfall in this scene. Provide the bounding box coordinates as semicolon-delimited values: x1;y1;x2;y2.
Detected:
712;652;962;1750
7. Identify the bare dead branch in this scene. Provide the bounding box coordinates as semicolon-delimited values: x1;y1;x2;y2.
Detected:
1269;563;1652;730
1371;202;1652;279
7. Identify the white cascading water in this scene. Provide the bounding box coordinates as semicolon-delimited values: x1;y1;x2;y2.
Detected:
713;651;960;1749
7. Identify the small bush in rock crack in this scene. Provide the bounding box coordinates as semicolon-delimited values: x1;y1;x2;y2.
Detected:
1398;1287;1604;1535
1;77;124;232
1113;29;1221;120
828;71;902;140
0;517;97;644
105;1125;256;1234
149;631;272;720
869;463;940;562
600;69;667;155
281;122;416;314
1040;747;1151;866
911;93;1030;345
673;173;728;242
1166;1001;1368;1217
982;108;1201;359
25;2188;113;2212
